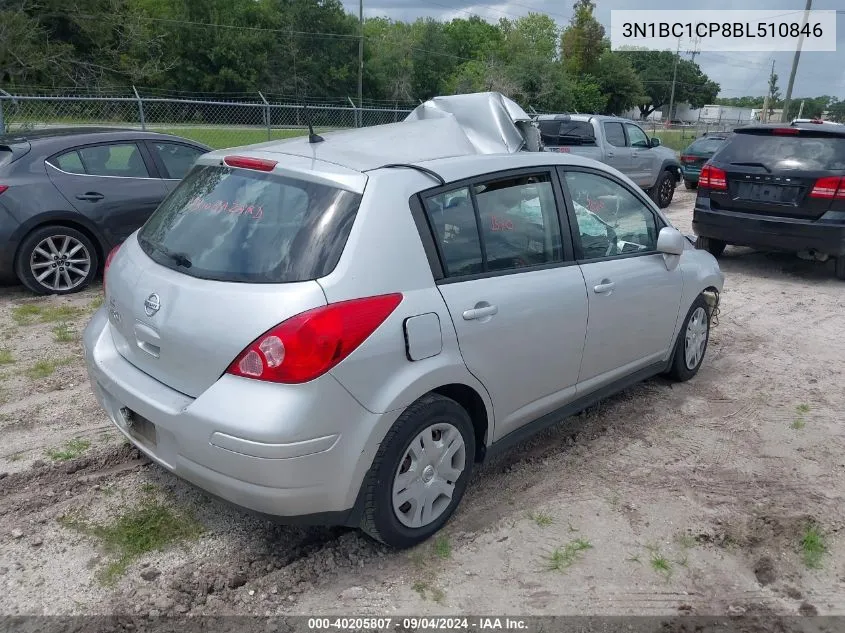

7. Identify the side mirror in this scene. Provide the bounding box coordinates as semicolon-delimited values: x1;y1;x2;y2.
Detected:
650;137;662;147
657;226;685;256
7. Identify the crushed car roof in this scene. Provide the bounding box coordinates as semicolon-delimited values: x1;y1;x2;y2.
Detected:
214;92;534;172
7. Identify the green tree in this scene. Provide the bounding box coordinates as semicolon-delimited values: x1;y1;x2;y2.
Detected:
828;98;845;123
593;49;643;115
560;0;606;76
625;51;719;118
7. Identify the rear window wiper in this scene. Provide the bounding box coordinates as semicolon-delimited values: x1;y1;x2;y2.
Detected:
156;245;192;268
730;161;771;173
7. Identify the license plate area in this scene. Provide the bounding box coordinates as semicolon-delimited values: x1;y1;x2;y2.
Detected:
735;182;800;204
121;408;157;448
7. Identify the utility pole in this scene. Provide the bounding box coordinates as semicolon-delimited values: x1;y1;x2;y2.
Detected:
357;0;364;128
798;100;805;119
764;60;775;122
666;37;681;127
782;0;812;122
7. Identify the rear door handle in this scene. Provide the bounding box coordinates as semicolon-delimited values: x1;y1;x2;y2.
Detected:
607;151;614;157
462;304;498;320
76;192;104;201
593;280;615;294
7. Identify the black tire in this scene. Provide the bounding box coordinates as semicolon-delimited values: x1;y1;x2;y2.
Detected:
651;169;676;208
665;294;711;382
684;178;697;190
15;225;99;295
835;256;845;281
359;393;476;548
695;236;726;258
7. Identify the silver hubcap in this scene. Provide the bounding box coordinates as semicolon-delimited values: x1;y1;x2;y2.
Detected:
392;423;467;529
684;307;708;370
29;235;91;292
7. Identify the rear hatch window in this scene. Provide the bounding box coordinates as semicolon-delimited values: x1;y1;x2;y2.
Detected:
687;138;726;154
715;132;845;171
539;120;596;146
138;165;362;283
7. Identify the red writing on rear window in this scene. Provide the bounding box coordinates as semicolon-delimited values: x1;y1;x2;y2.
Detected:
185;197;264;220
491;215;514;231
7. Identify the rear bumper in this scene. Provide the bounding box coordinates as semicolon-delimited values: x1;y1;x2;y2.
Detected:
82;307;397;522
693;206;845;257
681;166;701;181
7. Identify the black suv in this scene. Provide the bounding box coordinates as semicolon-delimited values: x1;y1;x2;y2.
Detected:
693;121;845;279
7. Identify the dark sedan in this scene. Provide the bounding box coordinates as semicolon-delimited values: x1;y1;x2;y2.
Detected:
0;128;209;294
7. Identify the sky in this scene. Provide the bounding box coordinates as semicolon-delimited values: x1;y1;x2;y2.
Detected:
340;0;845;100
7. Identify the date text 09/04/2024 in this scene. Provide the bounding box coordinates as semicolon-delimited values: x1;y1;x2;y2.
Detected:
621;21;824;40
308;617;529;630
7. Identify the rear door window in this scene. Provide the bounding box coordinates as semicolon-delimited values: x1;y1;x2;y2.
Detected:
716;132;845;171
604;122;626;148
138;165;361;283
78;143;149;178
422;172;564;277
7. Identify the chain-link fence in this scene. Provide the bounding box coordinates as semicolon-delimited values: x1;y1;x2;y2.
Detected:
0;89;417;149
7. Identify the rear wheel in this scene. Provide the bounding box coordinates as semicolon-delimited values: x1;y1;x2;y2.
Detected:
835;256;845;280
15;225;99;295
651;169;676;208
684;178;697;190
359;393;475;548
695;236;726;258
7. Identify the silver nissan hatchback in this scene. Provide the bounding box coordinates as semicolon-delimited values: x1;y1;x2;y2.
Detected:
83;104;724;548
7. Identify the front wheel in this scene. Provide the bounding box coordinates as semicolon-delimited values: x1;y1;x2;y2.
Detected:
651;170;676;208
665;294;711;382
359;393;475;548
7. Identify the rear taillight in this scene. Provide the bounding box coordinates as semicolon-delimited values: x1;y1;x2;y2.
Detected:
0;185;8;195
226;293;403;384
103;244;121;295
680;155;696;163
810;176;845;199
699;164;727;190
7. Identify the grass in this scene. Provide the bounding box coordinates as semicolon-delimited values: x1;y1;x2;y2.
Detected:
433;535;451;559
0;349;13;365
800;524;827;569
792;404;811;430
411;580;445;603
52;323;76;343
545;539;592;571
9;452;24;462
150;126;312;150
675;533;697;549
530;511;554;527
650;553;673;577
12;304;84;326
58;497;204;584
89;296;104;311
46;438;91;461
26;356;74;379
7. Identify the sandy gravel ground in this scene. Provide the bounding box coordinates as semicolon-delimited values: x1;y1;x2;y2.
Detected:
1;188;843;619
